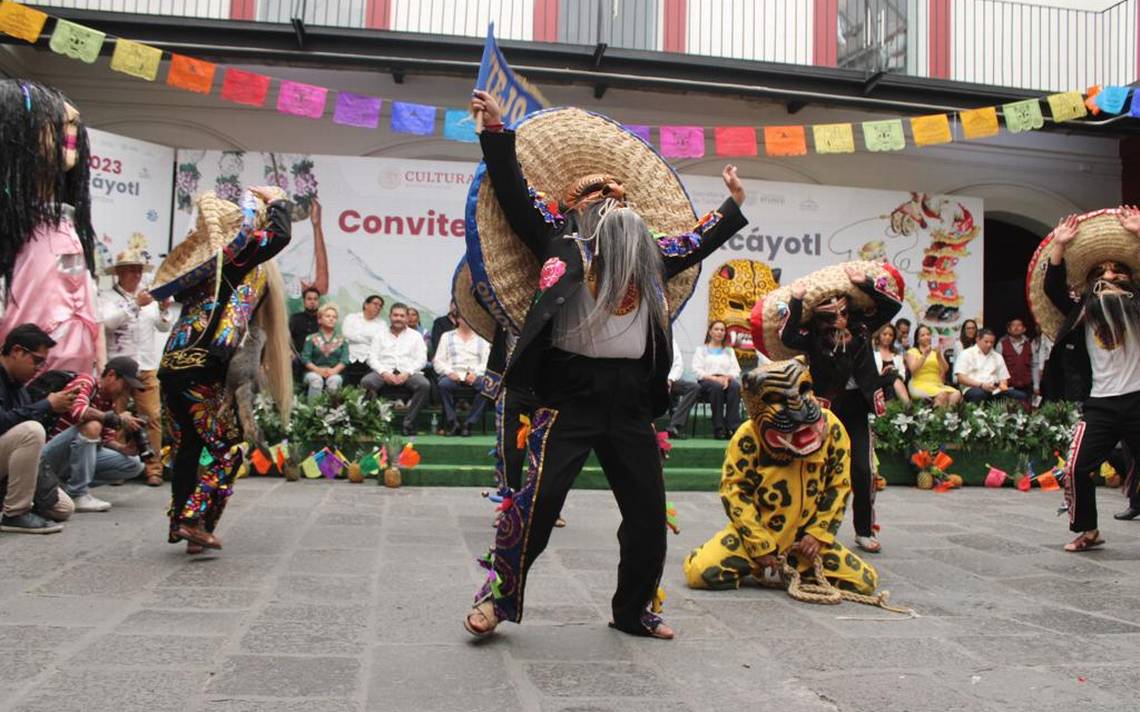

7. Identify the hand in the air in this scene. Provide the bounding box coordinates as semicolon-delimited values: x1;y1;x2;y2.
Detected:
722;164;745;206
1118;205;1140;235
471;90;504;128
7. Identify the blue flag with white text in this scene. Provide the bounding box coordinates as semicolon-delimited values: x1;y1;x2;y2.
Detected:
474;23;549;127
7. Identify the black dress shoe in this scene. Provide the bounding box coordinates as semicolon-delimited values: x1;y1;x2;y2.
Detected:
669;430;687;441
1114;507;1140;521
447;422;462;436
401;425;416;437
460;424;471;437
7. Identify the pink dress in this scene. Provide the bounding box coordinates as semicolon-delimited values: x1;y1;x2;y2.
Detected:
0;213;99;375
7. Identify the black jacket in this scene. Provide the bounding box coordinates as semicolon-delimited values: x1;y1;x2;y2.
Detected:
779;278;902;409
1041;259;1091;402
477;130;748;418
0;364;60;512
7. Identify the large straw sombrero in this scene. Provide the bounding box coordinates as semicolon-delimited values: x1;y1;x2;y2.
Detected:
151;187;286;300
751;260;906;361
452;260;499;343
465;107;703;333
1027;208;1140;340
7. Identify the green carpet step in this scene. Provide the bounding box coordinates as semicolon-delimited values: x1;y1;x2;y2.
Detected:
409;435;730;470
397;463;721;491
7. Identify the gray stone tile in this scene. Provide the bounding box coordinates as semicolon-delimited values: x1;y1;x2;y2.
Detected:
766;637;983;673
0;594;125;625
10;670;208;712
159;557;279;589
118;609;246;636
302;524;384;549
272;575;373;605
142;587;261;610
802;671;990;712
501;625;635;661
286;548;378;575
951;666;1120;711
368;644;520;712
67;633;224;667
31;562;163;596
0;624;89;650
257;602;371;626
945;532;1047;556
240;617;366;656
0;650;54;683
1010;606;1140;636
199;699;360;712
525;661;667;698
207;655;359;697
315;511;383;527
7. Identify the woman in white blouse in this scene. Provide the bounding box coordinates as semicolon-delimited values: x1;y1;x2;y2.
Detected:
692;320;743;439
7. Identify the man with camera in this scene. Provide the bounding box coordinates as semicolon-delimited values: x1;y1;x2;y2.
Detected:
39;357;149;512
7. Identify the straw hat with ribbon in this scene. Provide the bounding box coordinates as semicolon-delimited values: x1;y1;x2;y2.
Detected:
151;187;286;300
1026;208;1140;340
465;107;703;333
102;248;154;275
751;261;906;361
451;259;499;343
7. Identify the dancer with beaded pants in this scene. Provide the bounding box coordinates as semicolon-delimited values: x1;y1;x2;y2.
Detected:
156;189;292;551
684;357;877;594
464;91;748;639
1035;209;1140;552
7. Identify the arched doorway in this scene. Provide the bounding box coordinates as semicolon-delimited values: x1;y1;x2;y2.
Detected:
983;214;1049;336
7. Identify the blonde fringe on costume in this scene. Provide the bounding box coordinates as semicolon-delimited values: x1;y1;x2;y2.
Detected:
255;260;293;426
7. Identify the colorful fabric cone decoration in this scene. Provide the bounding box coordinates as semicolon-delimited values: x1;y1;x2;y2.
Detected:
300;452;322;479
933;450;954;471
250;447;273;475
984;465;1008;488
397;442;421;469
665;502;680;534
359;449;380;475
1037;470;1061;492
1016;474;1032;492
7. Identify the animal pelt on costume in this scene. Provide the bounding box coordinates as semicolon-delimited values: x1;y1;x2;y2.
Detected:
682;357;878;594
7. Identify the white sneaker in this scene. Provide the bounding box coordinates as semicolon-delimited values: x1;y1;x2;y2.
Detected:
72;494;112;512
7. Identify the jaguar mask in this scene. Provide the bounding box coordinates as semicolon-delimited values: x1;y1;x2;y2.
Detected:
707;259;781;366
742;356;826;464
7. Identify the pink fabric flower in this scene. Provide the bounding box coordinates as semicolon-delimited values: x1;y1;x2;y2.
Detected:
538;258;567;290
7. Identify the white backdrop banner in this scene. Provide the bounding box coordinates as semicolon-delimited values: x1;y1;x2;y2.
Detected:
86;128;175;280
172;149;983;370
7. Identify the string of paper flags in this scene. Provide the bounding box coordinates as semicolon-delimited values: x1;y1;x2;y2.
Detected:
2;0;1136;158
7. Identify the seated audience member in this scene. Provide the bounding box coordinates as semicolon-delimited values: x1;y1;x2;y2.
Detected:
1032;330;1054;399
683;358;878;595
693;320;743;440
362;303;430;436
41;357;148;513
288;287;321;363
433;316;490;436
666;337;700;439
301;304;347;399
953;328;1028;403
996;317;1034;394
894;318;912;351
0;324;81;533
429;300;459;362
872;324;910;405
906;324;961;408
406;307;431;349
341;295;386;386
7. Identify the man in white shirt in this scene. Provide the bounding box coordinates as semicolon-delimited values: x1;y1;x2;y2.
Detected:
433;316;490;437
341;294;387;386
953;328;1028;403
100;250;172;486
665;338;699;439
361;303;429;435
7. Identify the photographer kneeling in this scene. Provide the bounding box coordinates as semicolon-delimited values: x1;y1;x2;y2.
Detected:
39;357;149;513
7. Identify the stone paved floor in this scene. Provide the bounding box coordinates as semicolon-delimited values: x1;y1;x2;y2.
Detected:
2;479;1140;711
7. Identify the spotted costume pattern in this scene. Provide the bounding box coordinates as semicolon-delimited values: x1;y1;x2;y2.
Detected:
684;412;877;594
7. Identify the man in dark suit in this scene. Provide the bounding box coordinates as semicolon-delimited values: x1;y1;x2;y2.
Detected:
464;91;747;640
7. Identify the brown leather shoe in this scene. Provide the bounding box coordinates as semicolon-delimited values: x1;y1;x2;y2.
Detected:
145;475;164;487
186;542;204;555
172;524;223;550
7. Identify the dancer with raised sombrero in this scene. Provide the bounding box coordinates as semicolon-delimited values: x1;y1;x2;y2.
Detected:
751;261;904;554
152;187;293;552
1027;207;1140;552
463;91;748;639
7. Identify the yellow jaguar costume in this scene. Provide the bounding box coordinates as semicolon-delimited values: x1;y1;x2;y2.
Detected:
683;357;878;594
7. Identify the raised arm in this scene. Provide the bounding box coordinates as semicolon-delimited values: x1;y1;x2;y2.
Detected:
779;282;812;352
847;265;902;333
1045;214;1080;316
660;165;748;278
472;91;558;257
